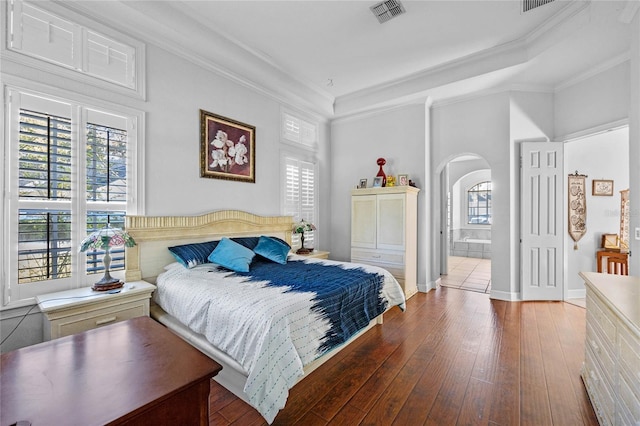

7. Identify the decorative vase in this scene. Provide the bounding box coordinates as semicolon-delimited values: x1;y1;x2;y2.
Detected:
376;158;387;187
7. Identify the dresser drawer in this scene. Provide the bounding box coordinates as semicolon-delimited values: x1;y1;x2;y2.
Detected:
618;322;640;396
51;301;147;338
351;259;405;280
584;346;616;426
351;249;404;266
586;293;617;349
586;321;616;385
618;369;640;425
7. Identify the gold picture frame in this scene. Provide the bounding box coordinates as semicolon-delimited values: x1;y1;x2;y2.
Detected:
592;179;613;196
200;110;256;183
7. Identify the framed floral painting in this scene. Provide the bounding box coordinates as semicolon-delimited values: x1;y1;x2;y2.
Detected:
200;109;255;183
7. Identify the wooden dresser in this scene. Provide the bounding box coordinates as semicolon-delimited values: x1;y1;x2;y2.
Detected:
351;186;420;299
579;272;640;426
1;317;221;426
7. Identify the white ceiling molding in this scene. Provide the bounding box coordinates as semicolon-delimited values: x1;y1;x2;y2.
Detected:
334;40;530;117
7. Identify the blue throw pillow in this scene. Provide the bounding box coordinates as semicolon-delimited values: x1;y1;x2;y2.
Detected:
254;235;290;265
169;240;220;268
208;237;255;272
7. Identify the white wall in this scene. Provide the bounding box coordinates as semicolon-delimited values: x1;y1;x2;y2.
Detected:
554;62;630;139
565;127;629;296
330;103;428;286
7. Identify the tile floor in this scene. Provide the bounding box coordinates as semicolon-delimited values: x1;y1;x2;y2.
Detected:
441;256;587;308
440;256;492;294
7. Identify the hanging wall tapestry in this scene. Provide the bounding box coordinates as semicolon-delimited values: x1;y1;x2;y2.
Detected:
568;172;587;249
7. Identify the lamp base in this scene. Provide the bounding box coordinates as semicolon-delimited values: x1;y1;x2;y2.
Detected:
296;248;313;255
92;281;124;292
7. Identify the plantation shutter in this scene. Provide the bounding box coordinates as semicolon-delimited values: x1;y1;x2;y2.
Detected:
17;96;74;287
11;1;80;68
7;90;138;301
283;157;317;248
282;113;317;148
9;1;137;89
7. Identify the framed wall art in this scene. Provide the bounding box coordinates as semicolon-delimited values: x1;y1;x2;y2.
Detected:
200;109;255;183
592;179;613;196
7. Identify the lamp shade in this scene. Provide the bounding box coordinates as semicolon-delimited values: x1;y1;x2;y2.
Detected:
79;226;136;252
292;219;316;234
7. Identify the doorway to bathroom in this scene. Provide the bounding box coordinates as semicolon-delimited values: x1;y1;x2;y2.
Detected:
441;154;492;294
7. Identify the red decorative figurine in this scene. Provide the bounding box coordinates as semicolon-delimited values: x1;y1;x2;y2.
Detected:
376;158;387;187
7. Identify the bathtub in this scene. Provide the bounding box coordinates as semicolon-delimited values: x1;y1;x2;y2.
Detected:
450;238;491;259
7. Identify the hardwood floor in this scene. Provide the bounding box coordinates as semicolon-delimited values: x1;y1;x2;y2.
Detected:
209;287;598;425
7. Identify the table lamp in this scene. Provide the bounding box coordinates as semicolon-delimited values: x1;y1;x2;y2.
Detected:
292;219;316;254
80;226;136;291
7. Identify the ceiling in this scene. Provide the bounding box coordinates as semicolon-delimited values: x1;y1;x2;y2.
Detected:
68;0;636;118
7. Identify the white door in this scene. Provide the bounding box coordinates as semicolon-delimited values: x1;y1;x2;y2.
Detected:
521;142;564;300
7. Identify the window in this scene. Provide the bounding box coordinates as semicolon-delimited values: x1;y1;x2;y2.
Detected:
282;157;317;248
280;110;319;249
4;88;142;303
467;181;492;225
282;113;317;149
6;0;144;98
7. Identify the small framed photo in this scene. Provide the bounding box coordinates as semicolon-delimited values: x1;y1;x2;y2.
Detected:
397;174;409;186
372;176;383;187
358;178;368;189
592;179;613;196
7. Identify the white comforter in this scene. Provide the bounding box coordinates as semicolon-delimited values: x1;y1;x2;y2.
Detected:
155;255;405;423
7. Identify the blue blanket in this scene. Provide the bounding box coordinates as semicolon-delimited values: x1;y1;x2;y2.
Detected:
235;259;387;353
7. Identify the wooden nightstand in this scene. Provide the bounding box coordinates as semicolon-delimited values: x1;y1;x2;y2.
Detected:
299;250;330;259
36;281;155;340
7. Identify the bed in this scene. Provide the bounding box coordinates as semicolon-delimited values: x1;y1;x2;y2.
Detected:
124;210;405;423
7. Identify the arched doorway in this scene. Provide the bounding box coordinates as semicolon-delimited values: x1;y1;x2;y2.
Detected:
440;154;492;294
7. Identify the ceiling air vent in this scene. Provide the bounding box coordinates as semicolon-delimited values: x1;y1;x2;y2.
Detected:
370;0;406;24
522;0;555;13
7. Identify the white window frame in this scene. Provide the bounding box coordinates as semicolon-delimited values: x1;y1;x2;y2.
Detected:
1;81;145;307
467;181;492;226
2;0;146;100
280;109;319;250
